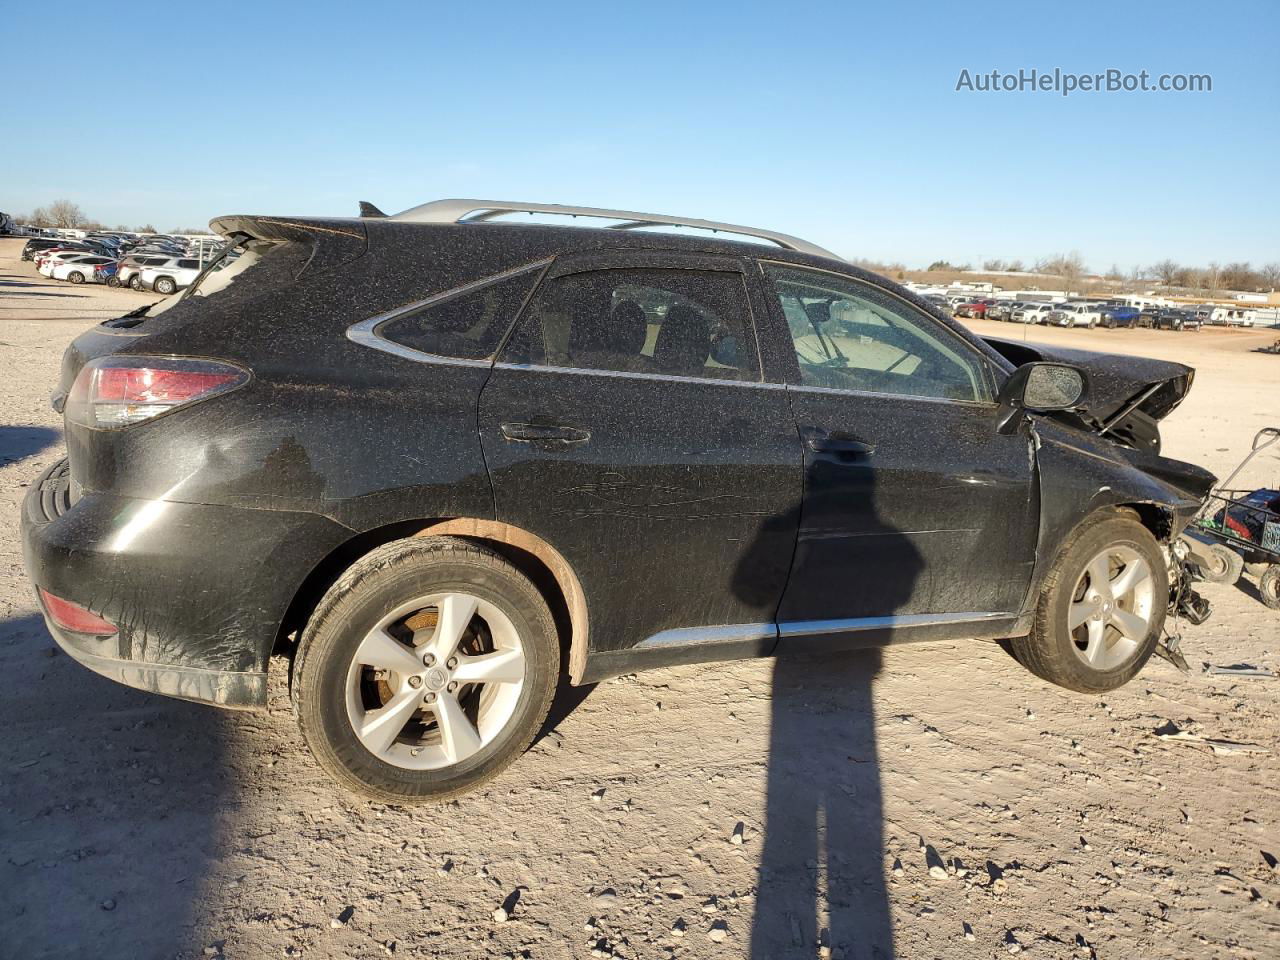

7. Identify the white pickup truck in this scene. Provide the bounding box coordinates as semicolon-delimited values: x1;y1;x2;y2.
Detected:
1046;302;1105;328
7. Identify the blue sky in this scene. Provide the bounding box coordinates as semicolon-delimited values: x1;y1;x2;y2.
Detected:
4;0;1276;270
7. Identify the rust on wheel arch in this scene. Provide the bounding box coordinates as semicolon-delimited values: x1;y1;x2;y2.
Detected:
414;519;589;684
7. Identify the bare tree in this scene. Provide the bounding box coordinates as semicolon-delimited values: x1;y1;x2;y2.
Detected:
1202;262;1221;295
47;199;86;229
1105;264;1124;281
982;258;1006;272
1006;259;1025;273
1261;262;1280;289
29;206;51;227
1150;259;1180;286
1038;252;1086;294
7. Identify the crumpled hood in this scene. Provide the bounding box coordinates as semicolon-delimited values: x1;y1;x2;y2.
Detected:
983;337;1193;422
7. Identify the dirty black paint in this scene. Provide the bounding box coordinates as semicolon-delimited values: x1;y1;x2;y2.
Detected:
20;214;1216;707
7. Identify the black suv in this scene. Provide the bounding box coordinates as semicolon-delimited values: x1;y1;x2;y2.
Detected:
22;200;1214;800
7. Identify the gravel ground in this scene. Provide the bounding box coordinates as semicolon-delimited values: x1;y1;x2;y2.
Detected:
2;237;1278;960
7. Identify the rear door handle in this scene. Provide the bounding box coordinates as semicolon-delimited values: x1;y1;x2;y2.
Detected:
805;432;875;456
499;422;591;445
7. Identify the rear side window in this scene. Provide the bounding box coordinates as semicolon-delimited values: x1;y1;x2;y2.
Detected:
501;268;760;382
376;265;545;361
178;259;199;269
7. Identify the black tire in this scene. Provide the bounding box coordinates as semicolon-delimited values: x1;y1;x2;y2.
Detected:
292;536;559;802
1258;566;1280;610
154;276;177;295
1010;510;1166;693
68;271;85;284
129;276;142;291
106;276;120;288
1197;543;1244;585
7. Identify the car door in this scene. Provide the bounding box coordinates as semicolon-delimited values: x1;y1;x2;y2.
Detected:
757;261;1039;652
478;251;803;668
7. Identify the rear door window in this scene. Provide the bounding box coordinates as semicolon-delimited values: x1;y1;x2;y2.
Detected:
501;267;760;382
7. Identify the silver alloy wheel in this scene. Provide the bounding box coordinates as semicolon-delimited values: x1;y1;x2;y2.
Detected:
1067;546;1155;670
344;592;527;770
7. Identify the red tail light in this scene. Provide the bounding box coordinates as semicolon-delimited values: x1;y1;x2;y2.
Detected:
66;356;249;429
39;589;118;637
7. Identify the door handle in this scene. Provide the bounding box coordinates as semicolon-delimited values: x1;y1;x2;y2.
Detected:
805;432;875;456
499;422;591;445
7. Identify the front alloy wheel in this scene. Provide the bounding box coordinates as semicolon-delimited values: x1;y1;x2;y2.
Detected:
1011;510;1166;692
1066;546;1156;670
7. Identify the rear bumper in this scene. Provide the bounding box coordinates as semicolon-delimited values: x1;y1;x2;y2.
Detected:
21;457;352;709
44;621;267;709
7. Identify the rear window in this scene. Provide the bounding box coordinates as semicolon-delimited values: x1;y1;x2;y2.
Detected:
376;265;545;361
144;239;314;320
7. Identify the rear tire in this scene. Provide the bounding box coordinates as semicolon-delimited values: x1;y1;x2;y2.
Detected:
106;276;120;288
291;536;559;802
68;271;84;284
129;276;142;291
1259;567;1280;610
1011;511;1166;693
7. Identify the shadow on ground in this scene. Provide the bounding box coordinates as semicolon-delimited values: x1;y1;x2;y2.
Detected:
0;426;61;466
0;612;233;960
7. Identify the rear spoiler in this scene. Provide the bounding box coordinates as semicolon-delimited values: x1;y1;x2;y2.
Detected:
207;215;368;276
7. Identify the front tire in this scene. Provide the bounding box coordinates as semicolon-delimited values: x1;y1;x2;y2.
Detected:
292;536;559;801
154;276;177;294
1011;511;1166;693
68;271;85;284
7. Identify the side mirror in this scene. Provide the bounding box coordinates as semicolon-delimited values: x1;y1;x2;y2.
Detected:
996;362;1088;433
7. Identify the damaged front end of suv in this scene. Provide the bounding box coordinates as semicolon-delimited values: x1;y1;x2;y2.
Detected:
985;335;1217;642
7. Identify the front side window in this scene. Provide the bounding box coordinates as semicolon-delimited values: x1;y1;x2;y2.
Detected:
376;266;544;361
501;268;759;382
765;264;990;402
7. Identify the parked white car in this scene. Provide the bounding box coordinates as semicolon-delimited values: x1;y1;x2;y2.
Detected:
138;257;205;294
50;255;116;284
38;251;96;277
1011;303;1055;324
1047;302;1105;328
118;254;185;290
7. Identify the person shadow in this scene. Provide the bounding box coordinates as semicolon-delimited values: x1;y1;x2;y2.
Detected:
735;454;921;960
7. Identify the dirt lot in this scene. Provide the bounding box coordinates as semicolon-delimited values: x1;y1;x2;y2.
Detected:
2;236;1278;960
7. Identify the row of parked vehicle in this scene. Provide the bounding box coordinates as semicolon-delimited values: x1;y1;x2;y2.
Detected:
924;293;1255;332
21;233;226;294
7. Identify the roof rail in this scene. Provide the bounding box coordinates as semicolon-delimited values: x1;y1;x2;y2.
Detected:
388;199;840;260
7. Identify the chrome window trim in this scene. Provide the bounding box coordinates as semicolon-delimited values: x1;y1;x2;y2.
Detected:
345;259;553;367
778;611;1009;638
636;623;778;649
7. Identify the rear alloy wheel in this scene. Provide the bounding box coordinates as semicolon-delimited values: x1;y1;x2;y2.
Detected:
154;276;177;295
1011;511;1165;692
1258;566;1280;610
129;276;142;291
68;271;85;284
292;536;559;801
106;276;120;288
